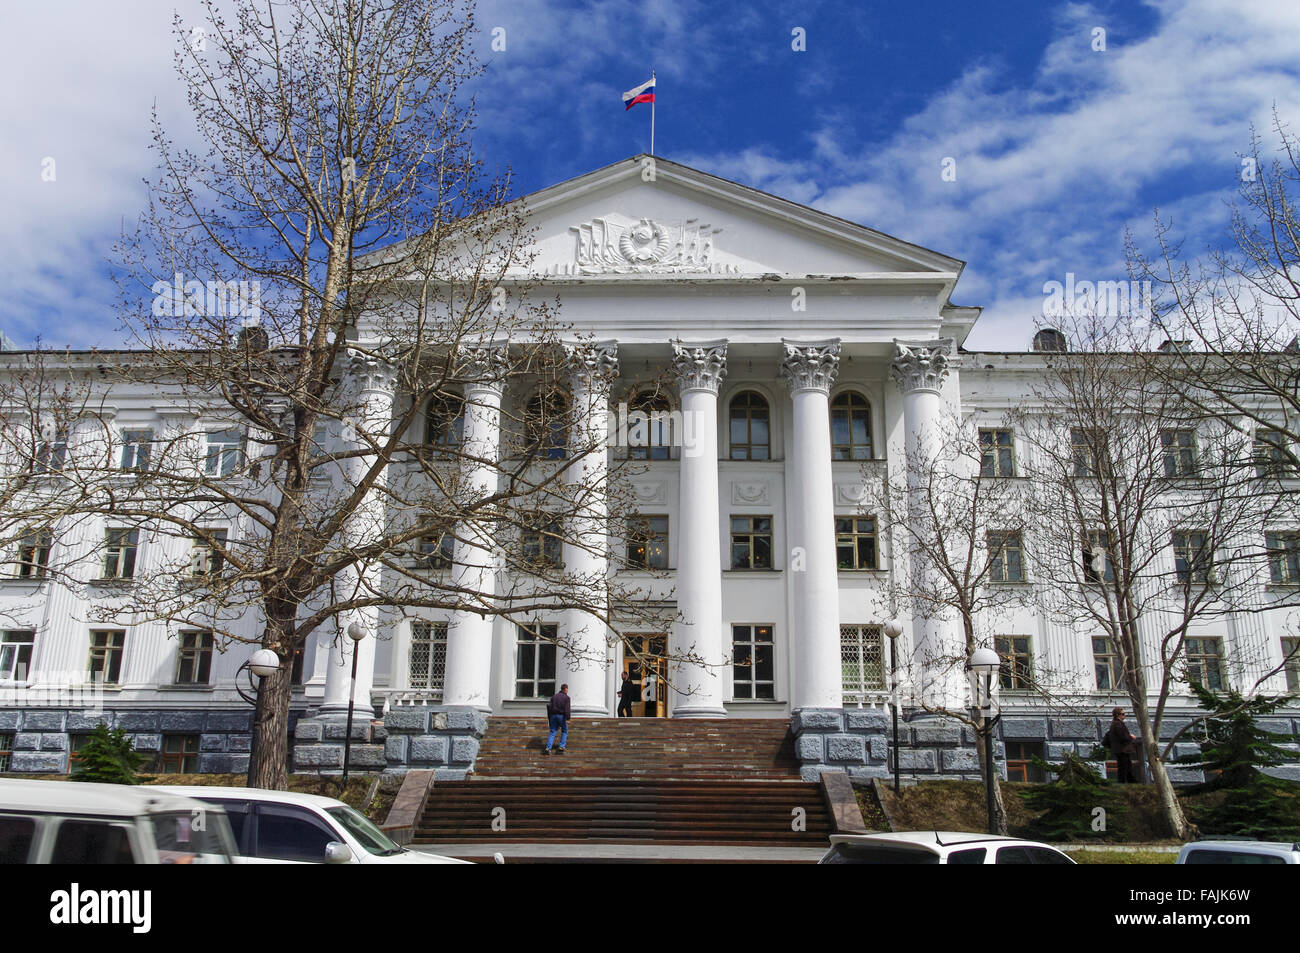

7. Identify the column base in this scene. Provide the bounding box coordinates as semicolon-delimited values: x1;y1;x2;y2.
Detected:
571;705;612;716
671;706;728;718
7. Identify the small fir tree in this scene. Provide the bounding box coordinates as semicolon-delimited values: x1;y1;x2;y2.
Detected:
70;723;144;784
1175;682;1298;790
1023;752;1128;841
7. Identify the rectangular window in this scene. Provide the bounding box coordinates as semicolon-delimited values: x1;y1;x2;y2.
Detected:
835;517;878;571
1160;429;1198;477
1266;532;1300;585
0;631;35;683
88;630;126;685
626;515;669;570
1082;531;1115;583
730;515;773;570
13;530;51;579
514;624;557;699
1092;636;1126;692
409;622;448;696
1254;430;1293;478
204;428;244;476
1282;637;1299;693
987;531;1025;583
840;625;885;698
156;735;200;774
979;428;1016;477
1185;637;1225;690
0;733;13;772
1071;428;1102;477
33;428;68;474
1004;741;1046;783
995;636;1034;691
1172;531;1212;584
417;532;454;570
102;528;139;580
520;515;563;568
190;529;228;577
174;630;214;685
732;624;775;700
120;429;153;471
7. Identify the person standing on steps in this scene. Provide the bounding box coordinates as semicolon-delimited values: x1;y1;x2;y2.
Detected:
545;684;571;755
1103;706;1140;783
617;670;636;718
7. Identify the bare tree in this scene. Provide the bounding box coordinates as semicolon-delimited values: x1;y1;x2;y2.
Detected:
872;408;1042;834
0;0;675;790
1015;310;1287;839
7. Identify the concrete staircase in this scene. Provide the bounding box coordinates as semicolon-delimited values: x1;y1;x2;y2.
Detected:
412;717;834;852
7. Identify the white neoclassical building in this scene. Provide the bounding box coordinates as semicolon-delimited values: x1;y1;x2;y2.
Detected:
2;154;1298;778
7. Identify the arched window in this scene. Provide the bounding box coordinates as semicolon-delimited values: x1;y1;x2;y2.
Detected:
425;392;463;453
628;390;673;460
524;389;568;460
830;392;873;460
729;391;770;460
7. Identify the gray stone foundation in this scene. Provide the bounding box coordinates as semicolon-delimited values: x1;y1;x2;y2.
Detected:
291;704;488;780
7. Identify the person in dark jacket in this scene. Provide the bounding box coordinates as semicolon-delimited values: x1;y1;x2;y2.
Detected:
617;670;636;717
1104;706;1140;783
544;684;571;754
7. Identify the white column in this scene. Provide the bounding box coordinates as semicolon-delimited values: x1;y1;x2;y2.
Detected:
320;350;397;715
781;339;843;710
669;340;728;717
561;342;618;714
440;346;507;710
890;338;962;708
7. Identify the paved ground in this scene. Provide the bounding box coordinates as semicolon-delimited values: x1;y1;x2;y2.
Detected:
410;842;828;864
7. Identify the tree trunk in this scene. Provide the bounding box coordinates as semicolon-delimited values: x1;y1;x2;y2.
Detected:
246;607;298;790
1144;734;1192;840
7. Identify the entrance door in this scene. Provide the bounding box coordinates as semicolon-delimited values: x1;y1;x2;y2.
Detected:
621;634;667;717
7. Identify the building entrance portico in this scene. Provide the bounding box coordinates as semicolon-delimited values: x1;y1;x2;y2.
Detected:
620;633;667;717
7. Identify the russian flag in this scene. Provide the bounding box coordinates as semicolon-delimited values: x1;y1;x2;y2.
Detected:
622;76;655;111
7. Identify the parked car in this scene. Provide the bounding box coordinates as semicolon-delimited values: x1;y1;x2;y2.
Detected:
1176;841;1300;864
819;831;1076;864
0;778;237;864
150;785;468;864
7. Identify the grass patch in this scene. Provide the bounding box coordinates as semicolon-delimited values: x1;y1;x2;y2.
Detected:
1065;849;1178;865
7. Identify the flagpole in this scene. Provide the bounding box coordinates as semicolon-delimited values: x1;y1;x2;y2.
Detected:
650;69;656;155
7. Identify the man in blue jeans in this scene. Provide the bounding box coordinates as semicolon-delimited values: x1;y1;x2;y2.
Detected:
544;684;571;755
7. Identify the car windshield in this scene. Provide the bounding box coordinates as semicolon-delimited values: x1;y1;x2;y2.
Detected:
822;843;940;864
148;811;237;864
325;805;403;856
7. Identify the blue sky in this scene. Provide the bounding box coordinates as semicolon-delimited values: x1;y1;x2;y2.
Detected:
3;0;1299;349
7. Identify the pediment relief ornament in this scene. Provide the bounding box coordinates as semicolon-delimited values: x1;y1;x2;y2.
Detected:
631;481;667;504
549;216;740;276
834;482;868;505
732;481;769;504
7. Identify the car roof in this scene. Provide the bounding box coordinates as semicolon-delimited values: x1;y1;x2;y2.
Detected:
0;778;218;817
1182;840;1300;852
829;831;1025;848
148;785;349;811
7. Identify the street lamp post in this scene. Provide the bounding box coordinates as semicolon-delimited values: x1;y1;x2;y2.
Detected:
882;619;905;793
241;649;281;778
341;622;367;784
969;646;1002;835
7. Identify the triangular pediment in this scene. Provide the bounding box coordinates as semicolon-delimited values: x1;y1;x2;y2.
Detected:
514;155;964;280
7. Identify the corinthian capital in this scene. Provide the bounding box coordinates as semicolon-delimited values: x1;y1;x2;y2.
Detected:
567;340;620;383
780;338;841;393
458;342;508;397
344;349;398;395
891;338;956;394
671;339;728;394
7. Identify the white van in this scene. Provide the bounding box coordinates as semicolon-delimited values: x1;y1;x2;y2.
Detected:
0;778;237;864
151;786;468;864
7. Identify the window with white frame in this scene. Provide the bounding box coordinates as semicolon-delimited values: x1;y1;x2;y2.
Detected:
12;530;51;579
987;531;1025;583
1172;531;1213;584
0;631;35;683
1266;532;1300;585
1082;530;1115;583
190;529;228;577
1254;430;1293;478
102;529;139;580
88;630;126;685
995;635;1034;691
204;428;244;476
728;391;770;461
417;532;454;570
425;392;464;454
1281;637;1299;693
520;513;563;568
840;625;884;697
1160;429;1198;477
174;630;214;685
1092;636;1126;692
626;515;669;569
979;428;1016;477
631;390;675;460
730;515;773;570
514;623;557;699
1185;637;1225;690
408;622;448;696
1071;428;1103;477
120;429;153;471
830;392;873;460
731;624;775;700
835;517;878;571
33;427;68;474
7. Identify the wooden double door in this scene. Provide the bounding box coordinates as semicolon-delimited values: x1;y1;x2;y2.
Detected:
621;633;666;717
